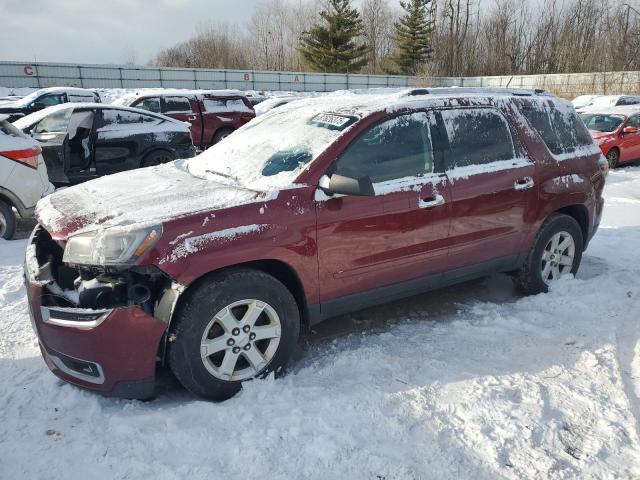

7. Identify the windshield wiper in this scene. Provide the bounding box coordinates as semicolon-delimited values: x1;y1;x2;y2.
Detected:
205;169;239;181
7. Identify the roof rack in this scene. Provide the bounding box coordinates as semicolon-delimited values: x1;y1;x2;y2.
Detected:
403;87;550;97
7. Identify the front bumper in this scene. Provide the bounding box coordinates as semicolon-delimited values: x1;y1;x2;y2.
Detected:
24;229;168;399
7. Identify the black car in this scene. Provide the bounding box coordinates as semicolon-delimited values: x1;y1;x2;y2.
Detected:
13;103;196;186
0;87;102;123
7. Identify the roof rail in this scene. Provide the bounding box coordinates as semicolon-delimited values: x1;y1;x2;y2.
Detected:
402;87;551;97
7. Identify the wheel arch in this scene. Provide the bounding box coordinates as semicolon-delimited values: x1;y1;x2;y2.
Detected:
157;258;310;365
209;127;235;147
0;187;29;217
169;258;310;329
553;204;589;247
139;147;176;167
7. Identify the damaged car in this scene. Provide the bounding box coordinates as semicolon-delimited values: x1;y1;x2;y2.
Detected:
14;103;196;186
25;88;606;401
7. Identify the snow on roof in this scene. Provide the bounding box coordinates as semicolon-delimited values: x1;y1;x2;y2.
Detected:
255;87;557;120
122;89;246;98
13;102;190;131
577;105;640;116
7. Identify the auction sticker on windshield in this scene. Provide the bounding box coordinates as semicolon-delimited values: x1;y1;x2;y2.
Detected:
309;113;357;131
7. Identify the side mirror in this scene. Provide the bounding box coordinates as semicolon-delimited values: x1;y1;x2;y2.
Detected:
31;102;46;111
319;173;375;197
623;126;639;135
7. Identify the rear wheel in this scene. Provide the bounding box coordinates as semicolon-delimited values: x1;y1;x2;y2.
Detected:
606;148;619;169
141;150;174;168
514;214;583;295
168;269;300;401
0;200;16;240
211;128;234;145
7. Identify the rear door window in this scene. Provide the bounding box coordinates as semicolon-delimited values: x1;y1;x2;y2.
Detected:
99;109;161;129
162;97;192;114
135;97;161;113
439;108;516;169
334;112;434;183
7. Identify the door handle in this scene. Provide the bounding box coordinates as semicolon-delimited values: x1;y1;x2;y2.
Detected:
514;176;535;191
418;194;445;209
187;115;197;121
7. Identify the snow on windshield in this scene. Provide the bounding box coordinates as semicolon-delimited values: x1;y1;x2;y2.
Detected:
185;103;358;189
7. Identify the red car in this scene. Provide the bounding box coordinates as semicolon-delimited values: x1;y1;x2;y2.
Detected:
579;107;640;168
25;88;606;400
117;90;255;150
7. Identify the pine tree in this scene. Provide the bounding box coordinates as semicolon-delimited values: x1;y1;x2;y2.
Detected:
391;0;434;75
298;0;369;73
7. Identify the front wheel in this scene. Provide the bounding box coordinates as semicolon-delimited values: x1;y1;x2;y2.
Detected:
514;214;584;295
606;148;619;169
168;269;300;401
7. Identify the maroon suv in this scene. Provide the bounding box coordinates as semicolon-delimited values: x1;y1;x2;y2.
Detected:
116;90;255;150
25;88;606;400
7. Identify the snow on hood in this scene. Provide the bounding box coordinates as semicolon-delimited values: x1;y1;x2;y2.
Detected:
36;161;272;238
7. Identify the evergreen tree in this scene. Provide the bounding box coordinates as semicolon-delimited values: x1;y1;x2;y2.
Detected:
299;0;369;73
391;0;434;75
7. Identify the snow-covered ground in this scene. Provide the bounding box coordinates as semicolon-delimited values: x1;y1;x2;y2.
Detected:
1;167;640;479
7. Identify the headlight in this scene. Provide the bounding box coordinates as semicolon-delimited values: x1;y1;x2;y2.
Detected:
63;225;162;266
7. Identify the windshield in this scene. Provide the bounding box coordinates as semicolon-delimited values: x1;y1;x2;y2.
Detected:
579;113;625;133
9;90;48;108
112;95;136;107
184;105;358;190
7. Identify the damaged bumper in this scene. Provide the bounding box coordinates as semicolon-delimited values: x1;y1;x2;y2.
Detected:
24;226;179;399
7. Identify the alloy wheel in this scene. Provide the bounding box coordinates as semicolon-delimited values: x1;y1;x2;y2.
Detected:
540;231;575;284
200;299;281;381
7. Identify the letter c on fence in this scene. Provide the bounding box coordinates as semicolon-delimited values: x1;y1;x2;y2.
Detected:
24;65;34;76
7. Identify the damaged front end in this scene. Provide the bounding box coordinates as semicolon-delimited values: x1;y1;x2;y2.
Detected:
24;225;183;398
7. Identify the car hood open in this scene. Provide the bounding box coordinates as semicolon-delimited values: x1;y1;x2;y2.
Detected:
36;161;267;239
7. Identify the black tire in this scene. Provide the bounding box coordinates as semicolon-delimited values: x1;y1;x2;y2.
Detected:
606;148;619;169
141;150;174;168
0;200;16;240
513;214;584;295
211;128;234;145
168;268;300;401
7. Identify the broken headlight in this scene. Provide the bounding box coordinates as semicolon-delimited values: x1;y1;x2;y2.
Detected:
63;225;162;266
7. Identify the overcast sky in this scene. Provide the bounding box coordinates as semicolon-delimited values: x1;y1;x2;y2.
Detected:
0;0;271;65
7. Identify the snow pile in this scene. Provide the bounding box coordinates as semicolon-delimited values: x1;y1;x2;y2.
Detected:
1;164;640;477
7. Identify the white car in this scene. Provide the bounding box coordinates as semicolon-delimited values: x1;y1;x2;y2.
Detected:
0;114;53;239
254;96;300;116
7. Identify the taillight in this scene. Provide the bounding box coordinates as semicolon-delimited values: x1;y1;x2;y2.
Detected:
597;155;609;177
179;132;192;144
1;146;41;169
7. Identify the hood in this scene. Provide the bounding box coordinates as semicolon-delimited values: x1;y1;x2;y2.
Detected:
0;103;24;113
590;130;616;140
36;161;268;239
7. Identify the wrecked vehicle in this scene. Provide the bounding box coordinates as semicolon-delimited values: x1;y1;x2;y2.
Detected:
14;103;196;186
25;88;606;401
